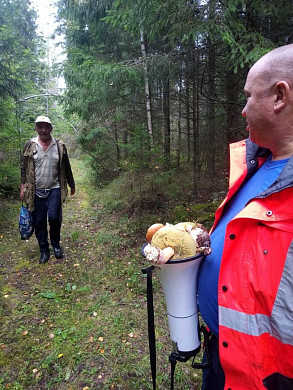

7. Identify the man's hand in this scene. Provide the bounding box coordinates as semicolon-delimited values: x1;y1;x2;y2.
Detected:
70;187;75;196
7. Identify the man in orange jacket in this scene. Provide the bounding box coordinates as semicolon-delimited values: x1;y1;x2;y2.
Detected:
197;45;293;389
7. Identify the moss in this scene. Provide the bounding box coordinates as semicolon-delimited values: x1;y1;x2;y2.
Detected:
173;201;219;230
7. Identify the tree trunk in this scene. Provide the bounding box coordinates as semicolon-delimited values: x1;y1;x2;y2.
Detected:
207;41;216;177
186;70;191;162
163;75;171;169
226;69;242;143
140;28;154;151
192;54;199;199
176;73;183;168
113;121;120;165
123;126;128;160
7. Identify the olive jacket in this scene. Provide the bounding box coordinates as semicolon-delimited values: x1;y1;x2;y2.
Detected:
21;138;75;211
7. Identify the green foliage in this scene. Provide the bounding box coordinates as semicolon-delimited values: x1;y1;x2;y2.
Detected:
0;164;20;196
0;0;49;197
63;58;142;119
55;0;293;202
0;0;42;99
173;202;219;231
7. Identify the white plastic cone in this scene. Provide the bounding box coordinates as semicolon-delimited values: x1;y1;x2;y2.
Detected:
157;254;204;354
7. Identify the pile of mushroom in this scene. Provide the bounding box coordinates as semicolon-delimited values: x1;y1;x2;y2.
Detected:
144;222;211;264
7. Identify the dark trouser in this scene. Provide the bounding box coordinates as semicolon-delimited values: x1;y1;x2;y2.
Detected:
201;334;225;390
33;188;62;253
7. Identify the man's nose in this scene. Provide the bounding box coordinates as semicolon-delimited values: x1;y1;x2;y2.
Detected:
242;105;247;117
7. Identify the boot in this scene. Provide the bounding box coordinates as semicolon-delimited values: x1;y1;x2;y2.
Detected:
39;251;50;264
53;246;64;259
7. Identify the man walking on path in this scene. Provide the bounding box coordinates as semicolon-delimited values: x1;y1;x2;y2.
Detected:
20;115;75;264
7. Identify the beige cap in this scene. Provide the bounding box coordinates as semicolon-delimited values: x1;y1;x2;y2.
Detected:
35;115;52;125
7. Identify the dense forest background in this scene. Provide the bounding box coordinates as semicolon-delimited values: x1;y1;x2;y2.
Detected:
1;0;293;208
1;1;293;388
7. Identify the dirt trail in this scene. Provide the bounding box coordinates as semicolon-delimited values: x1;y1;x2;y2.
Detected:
0;159;201;389
0;161;121;388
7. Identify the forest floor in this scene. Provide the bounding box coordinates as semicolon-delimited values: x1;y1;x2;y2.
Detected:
0;159;204;390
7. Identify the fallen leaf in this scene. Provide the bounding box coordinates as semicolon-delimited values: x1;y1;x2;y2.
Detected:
58;353;63;358
40;292;58;299
98;336;103;342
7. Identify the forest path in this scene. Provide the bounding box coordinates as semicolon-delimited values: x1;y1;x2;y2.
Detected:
0;159;201;389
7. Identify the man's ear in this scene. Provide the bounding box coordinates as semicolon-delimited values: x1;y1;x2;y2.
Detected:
274;81;290;113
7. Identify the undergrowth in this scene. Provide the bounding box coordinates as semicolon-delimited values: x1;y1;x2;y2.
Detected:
0;157;220;389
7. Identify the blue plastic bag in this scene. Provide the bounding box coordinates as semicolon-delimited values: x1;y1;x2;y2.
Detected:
19;204;34;240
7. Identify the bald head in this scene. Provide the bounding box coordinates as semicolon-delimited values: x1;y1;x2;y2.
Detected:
250;44;293;88
243;44;293;159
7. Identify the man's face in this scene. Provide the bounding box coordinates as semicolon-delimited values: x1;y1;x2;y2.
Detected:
35;122;52;137
242;65;275;148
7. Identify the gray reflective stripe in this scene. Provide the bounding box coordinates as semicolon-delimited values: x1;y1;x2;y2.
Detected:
219;307;273;336
219;240;293;346
271;240;293;344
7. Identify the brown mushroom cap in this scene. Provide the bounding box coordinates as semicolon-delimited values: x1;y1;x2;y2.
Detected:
151;225;197;260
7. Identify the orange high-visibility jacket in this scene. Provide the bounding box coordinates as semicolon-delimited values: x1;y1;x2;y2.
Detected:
212;139;293;390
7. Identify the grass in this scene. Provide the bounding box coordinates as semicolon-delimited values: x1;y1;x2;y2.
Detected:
0;158;217;389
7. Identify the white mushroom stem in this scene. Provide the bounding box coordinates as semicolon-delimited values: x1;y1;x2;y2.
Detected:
144;244;175;264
